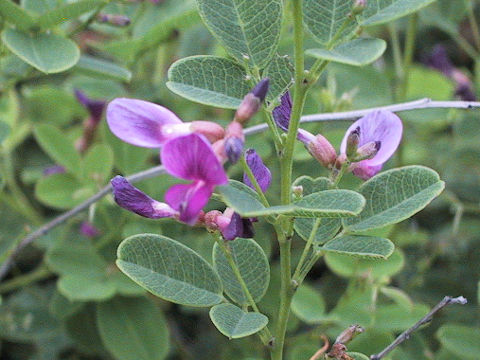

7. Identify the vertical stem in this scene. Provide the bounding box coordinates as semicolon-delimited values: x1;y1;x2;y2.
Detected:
292;218;321;281
400;14;418;100
467;1;480;51
388;23;404;85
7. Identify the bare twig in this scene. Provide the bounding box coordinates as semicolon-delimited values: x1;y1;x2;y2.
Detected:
370;296;468;360
2;97;480;281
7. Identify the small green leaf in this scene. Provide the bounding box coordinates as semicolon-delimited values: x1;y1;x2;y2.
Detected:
360;0;436;27
49;291;84;320
306;38;387;66
303;0;357;45
213;238;270;306
34;124;82;178
209;303;268;339
436;325;480;360
117;234;223;307
319;235;394;259
380;286;413;311
196;0;282;69
375;304;429;331
325;248;405;279
167;55;250;109
263;55;293;102
343;166;445;232
0;0;36;31
219;180;365;218
37;0;105;29
35;173;91;209
2;28;80;73
96;297;170;360
75;55;132;82
82;144;114;184
291;283;326;324
58;274;116;301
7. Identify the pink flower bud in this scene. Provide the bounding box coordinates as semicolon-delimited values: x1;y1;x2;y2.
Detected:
190;121;225;143
234;78;269;124
352;0;366;14
307;134;337;168
204;210;222;232
292;185;303;198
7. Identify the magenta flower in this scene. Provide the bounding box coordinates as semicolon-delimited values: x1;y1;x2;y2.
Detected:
111;133;228;225
340;110;403;179
243;149;271;192
106;98;224;148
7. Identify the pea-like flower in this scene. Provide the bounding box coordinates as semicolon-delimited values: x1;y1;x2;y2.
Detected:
106;98;224;148
243;148;272;192
111;133;228;225
340;110;403;179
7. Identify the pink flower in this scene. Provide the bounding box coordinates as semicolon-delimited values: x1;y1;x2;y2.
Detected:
111;133;228;225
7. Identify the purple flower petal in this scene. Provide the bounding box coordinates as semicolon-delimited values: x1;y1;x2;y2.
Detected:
225;137;244;164
111;176;177;219
273;92;292;132
43;165;66;176
75;89;106;122
80;221;100;238
106;98;184;148
243;149;271;192
221;212;254;241
352;163;383;180
340;110;403;167
424;45;454;77
165;182;213;225
161;133;228;185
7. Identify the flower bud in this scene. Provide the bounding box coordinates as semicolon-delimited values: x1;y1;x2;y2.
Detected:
292;185;303;199
235;78;269;124
354;140;381;161
307;134;337;168
352;0;366;15
190;121;225;143
335;324;364;345
204;210;222;232
225;137;244;164
80;221;100;238
97;13;131;27
346;126;360;159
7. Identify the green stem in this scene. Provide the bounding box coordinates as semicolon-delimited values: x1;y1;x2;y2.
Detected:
271;230;293;360
68;0;111;36
0;264;51;294
330;162;350;188
467;1;480;51
292;218;321;281
450;31;479;60
400;14;418;100
240;155;270;208
213;234;273;345
262;109;283;153
388;23;404;82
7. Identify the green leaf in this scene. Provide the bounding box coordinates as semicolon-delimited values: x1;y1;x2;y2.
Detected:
34;124;82;178
209;303;268;339
35;173;91;209
37;0;105;29
360;0;436;26
117;234;224;307
262;55;293;102
375;303;429;331
319;235;394;259
213;238;270;306
436;325;480;360
196;0;282;69
343;166;445;232
97;297;170;360
420;0;469;35
347;353;370;360
293;176;341;244
219;180;365;218
0;121;10;145
65;305;106;355
291;283;326;324
49;291;84;320
167;55;250;109
303;0;357;45
82;144;114;184
306;38;387;66
380;286;413;311
58;274;117;301
0;0;36;31
325;248;405;279
2;28;80;73
75;55;132;82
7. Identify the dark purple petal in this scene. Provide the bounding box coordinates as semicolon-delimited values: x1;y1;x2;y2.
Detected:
221;213;255;241
111;176;177;219
243;149;271;192
340;110;402;167
251;78;269;102
106;98;184;148
165;182;213;225
352;163;383;180
225;137;244;164
424;45;454;77
43;165;66;176
273;92;292;132
80;221;100;238
74;89;106;122
161;133;228;185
